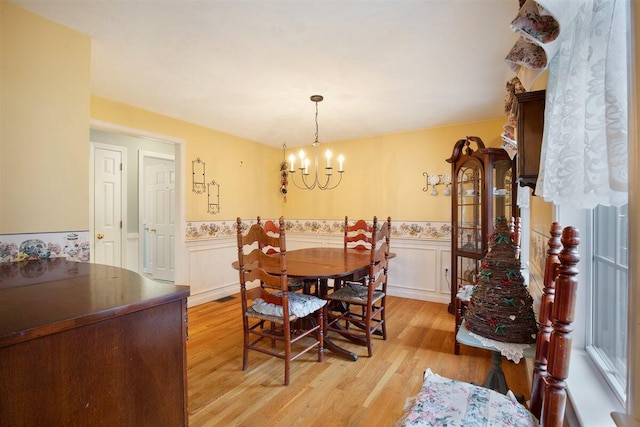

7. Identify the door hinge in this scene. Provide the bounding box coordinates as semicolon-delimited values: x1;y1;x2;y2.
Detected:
120;220;123;229
120;163;123;171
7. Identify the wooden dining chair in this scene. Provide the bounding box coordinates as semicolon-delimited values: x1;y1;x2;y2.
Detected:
256;216;305;292
325;216;391;357
399;225;580;427
236;216;326;386
338;216;374;288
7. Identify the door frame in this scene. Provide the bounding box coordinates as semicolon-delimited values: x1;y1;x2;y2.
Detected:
139;150;175;278
89;141;127;267
90;119;187;285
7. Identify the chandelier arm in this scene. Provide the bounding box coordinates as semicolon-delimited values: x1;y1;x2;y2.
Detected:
290;170;317;190
318;171;344;190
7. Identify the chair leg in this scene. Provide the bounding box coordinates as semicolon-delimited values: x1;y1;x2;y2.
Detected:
365;304;373;357
284;323;291;386
317;309;324;362
380;297;387;340
242;316;250;371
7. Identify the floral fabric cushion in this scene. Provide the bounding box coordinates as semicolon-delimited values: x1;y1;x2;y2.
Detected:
252;292;326;318
398;369;539;427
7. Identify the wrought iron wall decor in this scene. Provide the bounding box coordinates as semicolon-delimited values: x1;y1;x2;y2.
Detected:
423;172;451;196
192;157;221;214
207;180;220;214
192;158;206;194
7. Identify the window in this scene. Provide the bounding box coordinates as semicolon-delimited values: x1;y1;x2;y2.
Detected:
588;204;629;403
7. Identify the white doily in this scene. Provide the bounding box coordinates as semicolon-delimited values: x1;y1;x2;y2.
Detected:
468;331;533;364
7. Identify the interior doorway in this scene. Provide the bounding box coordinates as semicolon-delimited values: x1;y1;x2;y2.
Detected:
89;120;186;284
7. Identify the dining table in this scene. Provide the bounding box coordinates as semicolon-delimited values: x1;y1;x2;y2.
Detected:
232;247;390;361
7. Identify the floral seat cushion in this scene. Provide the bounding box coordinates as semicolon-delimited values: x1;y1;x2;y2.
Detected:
251;291;326;319
398;369;538;427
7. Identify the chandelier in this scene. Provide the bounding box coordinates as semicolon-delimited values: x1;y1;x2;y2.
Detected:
288;95;344;190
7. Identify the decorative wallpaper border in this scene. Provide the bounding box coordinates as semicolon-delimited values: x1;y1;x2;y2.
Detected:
0;231;90;263
186;219;451;241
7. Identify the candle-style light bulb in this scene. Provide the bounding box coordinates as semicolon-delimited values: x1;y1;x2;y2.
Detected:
298;150;305;170
338;155;344;172
304;158;310;175
325;150;332;168
289;154;295;172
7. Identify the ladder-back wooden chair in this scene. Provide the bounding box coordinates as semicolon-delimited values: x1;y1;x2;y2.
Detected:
325;216;391;357
339;216;374;287
236;216;326;386
399;224;580;427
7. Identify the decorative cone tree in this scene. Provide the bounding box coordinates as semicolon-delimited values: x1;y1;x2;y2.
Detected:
464;216;538;343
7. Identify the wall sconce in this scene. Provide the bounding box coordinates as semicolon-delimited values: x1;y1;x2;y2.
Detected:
423;172;451;196
192;158;206;194
207;179;220;214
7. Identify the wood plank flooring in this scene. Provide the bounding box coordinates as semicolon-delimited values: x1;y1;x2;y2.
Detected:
187;295;530;426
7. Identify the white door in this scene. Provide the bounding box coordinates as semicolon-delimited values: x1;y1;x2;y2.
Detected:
144;161;175;281
94;146;123;267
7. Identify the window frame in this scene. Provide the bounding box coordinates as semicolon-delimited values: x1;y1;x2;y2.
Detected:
586;204;629;405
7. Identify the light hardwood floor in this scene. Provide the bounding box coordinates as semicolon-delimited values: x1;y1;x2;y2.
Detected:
187;295;530;426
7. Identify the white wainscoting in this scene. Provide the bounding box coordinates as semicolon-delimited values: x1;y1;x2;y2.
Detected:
126;233;139;272
185;232;451;307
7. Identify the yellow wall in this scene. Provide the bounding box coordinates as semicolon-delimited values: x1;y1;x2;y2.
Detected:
283;118;506;221
1;0;511;234
91;96;283;222
0;1;91;233
93;96;506;224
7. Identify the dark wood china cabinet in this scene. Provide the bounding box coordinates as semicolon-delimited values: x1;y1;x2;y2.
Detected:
446;136;517;313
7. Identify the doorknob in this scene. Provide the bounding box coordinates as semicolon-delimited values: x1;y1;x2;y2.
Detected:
97;233;104;239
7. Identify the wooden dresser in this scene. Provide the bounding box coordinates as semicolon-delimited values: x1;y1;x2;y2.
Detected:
0;259;190;426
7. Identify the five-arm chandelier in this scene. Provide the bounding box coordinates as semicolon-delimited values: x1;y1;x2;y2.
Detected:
288;95;344;190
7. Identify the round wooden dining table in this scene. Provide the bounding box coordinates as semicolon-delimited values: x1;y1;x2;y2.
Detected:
280;247;372;279
232;247;391;279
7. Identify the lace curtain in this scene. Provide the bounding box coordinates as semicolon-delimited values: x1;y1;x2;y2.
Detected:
507;0;628;208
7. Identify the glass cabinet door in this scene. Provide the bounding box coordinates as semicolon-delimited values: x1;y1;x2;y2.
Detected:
456;255;480;288
456;161;482;254
491;159;514;222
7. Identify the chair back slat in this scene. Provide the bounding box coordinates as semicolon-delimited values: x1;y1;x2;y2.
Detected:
344;216;373;250
530;222;563;418
243;264;283;289
257;216;282;254
542;226;579;427
241;223;282;252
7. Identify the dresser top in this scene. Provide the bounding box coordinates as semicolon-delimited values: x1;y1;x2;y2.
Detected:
0;259;189;347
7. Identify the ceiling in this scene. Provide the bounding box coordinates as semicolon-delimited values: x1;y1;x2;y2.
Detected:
13;0;519;148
